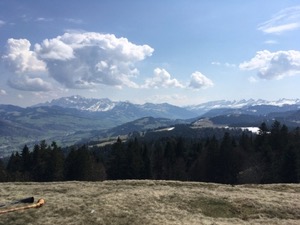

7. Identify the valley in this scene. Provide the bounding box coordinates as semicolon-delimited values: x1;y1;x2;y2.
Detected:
1;95;300;157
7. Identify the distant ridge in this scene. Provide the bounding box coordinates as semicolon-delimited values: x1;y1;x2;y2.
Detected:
34;95;300;113
34;95;115;112
33;95;300;119
1;95;300;157
186;98;300;115
33;95;197;119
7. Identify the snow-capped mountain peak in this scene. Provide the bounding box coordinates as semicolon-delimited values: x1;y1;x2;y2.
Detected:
34;96;300;117
186;98;300;116
32;95;197;119
189;98;300;109
35;95;116;112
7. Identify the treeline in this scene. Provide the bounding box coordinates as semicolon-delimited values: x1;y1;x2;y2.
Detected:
0;141;106;182
0;121;299;184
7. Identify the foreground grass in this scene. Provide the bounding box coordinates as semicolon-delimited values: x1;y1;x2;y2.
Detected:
0;180;299;225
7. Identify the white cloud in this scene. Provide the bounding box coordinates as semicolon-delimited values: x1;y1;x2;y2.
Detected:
2;38;47;73
261;23;300;34
2;39;50;91
39;32;153;88
211;61;221;66
248;76;258;83
36;17;53;22
239;50;300;79
224;63;236;68
143;68;184;88
0;89;7;95
35;38;75;60
8;76;53;92
264;40;278;45
258;6;300;34
3;32;154;90
189;71;214;89
65;18;84;24
0;20;5;27
211;61;236;68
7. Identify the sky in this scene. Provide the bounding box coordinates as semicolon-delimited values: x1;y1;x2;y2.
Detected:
0;0;300;107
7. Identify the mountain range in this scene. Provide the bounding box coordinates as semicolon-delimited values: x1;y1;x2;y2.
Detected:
37;95;300;114
1;95;300;157
35;95;197;119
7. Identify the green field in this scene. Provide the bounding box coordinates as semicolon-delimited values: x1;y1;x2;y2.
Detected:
1;180;299;225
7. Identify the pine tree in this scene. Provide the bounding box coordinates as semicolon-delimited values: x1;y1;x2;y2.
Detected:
219;132;233;183
6;152;23;181
151;142;164;179
0;159;7;182
256;122;269;148
141;144;151;179
204;136;221;182
239;132;253;152
281;146;298;183
106;139;128;179
7;152;22;173
31;141;52;181
47;141;65;181
270;120;282;151
162;140;176;179
173;137;187;180
126;138;144;179
65;145;98;181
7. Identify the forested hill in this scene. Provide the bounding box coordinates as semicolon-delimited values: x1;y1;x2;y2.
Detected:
1;121;299;184
1;97;300;157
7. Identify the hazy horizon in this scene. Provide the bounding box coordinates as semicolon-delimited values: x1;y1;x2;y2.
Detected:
3;94;300;108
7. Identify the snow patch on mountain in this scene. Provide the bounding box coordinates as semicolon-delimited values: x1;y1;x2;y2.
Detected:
34;96;300;117
35;95;117;112
187;98;300;111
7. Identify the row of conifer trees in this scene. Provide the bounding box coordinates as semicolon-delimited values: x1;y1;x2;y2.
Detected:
0;121;299;184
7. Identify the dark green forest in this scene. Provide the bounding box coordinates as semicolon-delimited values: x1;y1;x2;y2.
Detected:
1;121;299;184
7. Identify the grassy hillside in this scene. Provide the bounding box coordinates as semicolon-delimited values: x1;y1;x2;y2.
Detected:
0;180;299;225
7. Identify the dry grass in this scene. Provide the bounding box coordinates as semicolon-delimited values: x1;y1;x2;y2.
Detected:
0;180;300;225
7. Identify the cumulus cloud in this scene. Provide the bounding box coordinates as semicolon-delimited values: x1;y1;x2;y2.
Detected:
239;50;300;79
3;32;154;90
38;32;153;88
258;6;300;34
2;39;50;91
8;76;53;91
2;32;214;92
189;71;214;89
35;38;75;60
143;68;184;88
2;38;47;73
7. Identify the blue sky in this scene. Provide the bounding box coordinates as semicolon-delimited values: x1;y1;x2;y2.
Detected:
1;0;300;107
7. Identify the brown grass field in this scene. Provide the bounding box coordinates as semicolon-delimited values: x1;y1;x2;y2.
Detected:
0;180;300;225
